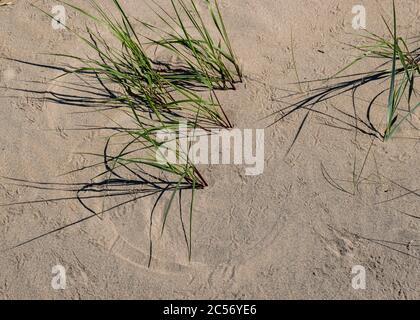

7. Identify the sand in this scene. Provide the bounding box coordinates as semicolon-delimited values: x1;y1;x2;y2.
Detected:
0;0;419;299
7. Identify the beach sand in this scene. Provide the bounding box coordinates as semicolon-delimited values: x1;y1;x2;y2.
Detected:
0;0;419;299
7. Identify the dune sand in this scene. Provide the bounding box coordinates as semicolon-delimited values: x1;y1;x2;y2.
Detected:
0;0;419;299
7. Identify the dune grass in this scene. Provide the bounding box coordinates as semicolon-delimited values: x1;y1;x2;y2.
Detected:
47;0;236;129
22;0;242;264
341;1;420;140
142;0;243;90
274;0;419;151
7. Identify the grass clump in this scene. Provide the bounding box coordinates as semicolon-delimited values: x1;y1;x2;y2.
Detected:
143;0;243;89
19;0;243;264
274;0;419;148
49;0;236;129
343;1;420;140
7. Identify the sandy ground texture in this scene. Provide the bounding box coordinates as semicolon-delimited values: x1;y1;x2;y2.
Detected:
0;0;420;299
